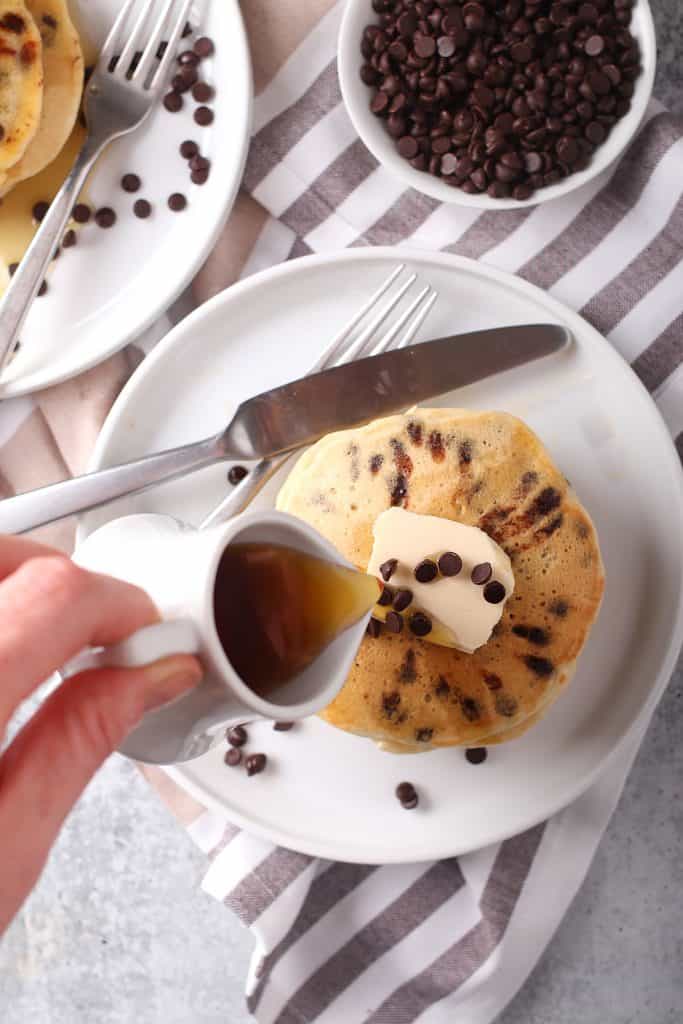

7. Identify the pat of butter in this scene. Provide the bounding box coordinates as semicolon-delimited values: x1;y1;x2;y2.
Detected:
367;508;514;654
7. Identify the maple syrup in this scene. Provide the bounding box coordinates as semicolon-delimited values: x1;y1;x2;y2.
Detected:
213;543;379;697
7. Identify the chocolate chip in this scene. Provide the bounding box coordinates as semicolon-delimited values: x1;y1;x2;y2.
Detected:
415;727;433;743
378;586;394;607
483;580;506;604
273;721;294;731
62;229;77;248
133;199;152;219
414;559;438;583
190;155;210;173
193;36;214;58
32;200;49;223
437;551;462;577
409;612;432;637
398;135;419;159
191;167;210;185
192;81;214;103
245;753;267;776
395;781;418;809
471;562;492;585
121;173;141;193
465;747;488;765
72;203;91;224
95;207;116;228
549;598;569;618
227;725;247;747
180;139;199;159
227;465;248;485
366;617;382;638
37;280;48;297
164;91;183;112
168;193;187;212
393;589;413;612
224;747;242;767
379;558;398;582
172;72;193;93
194;105;214;126
386;611;404;633
0;12;25;31
495;693;518;717
524;655;554;678
585;35;605;57
178;49;200;67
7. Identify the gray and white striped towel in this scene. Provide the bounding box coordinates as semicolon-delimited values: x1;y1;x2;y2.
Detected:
173;4;683;1022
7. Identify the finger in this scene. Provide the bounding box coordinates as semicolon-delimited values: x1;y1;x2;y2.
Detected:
0;654;202;935
0;534;59;580
0;556;159;728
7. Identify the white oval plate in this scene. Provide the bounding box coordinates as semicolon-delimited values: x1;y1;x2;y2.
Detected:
78;248;683;864
1;0;252;398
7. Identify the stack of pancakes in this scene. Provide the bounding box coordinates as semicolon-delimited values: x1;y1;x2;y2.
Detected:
0;0;83;197
278;408;604;752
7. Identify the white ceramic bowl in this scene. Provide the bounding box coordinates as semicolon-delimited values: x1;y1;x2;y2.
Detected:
338;0;656;209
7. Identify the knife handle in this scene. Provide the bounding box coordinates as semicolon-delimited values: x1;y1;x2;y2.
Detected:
0;435;223;535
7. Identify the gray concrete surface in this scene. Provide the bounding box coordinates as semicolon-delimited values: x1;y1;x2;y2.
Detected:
1;4;682;1022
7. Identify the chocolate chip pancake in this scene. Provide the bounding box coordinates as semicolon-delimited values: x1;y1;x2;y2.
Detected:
0;0;83;196
277;408;604;751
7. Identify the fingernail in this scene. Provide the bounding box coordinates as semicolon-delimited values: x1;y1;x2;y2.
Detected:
141;655;203;712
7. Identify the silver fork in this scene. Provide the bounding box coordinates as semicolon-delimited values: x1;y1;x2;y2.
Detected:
0;0;193;374
199;264;438;530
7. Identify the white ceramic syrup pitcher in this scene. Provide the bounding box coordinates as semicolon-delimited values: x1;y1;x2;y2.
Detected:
71;510;372;764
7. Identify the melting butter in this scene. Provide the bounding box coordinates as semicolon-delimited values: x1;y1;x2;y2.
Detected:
367;507;514;654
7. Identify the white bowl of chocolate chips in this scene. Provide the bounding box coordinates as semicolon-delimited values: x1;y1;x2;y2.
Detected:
338;0;656;208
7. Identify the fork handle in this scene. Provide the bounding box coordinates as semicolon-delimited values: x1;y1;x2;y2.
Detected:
199;454;291;530
0;434;224;535
0;135;104;375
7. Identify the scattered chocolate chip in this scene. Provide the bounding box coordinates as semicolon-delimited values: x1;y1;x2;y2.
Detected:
72;203;91;224
392;588;413;612
180;139;199;159
395;781;418;809
191;167;210;185
386;610;404;633
471;562;492;585
227;724;247;747
8;262;18;276
414;559;438;584
409;612;432;637
168;193;187;212
224;747;242;767
366;617;382;638
438;551;462;577
192;81;214;103
483;580;506;604
379;558;398;582
378;586;394;607
273;721;294;731
189;154;210;173
182;21;193;38
227;465;248;485
62;229;77;248
194;105;214;126
245;753;267;776
164;91;183;113
172;72;192;93
95;207;116;228
178;49;200;67
37;280;48;297
121;173;141;193
194;36;214;58
133;199;152;219
32;200;49;223
466;747;488;765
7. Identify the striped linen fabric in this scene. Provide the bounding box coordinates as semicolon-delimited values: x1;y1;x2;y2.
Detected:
180;4;683;1021
0;1;681;1020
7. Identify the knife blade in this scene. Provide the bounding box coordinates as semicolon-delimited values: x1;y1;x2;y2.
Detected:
224;323;570;460
0;323;569;534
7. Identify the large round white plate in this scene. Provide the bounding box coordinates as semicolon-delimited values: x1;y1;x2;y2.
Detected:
1;0;251;398
78;248;683;864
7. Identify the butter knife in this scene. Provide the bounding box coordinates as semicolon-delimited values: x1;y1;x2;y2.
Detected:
0;323;570;534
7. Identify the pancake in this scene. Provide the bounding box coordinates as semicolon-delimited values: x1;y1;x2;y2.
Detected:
0;0;83;196
0;1;43;172
277;408;604;751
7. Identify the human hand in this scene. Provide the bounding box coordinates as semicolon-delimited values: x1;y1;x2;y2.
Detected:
0;535;202;934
